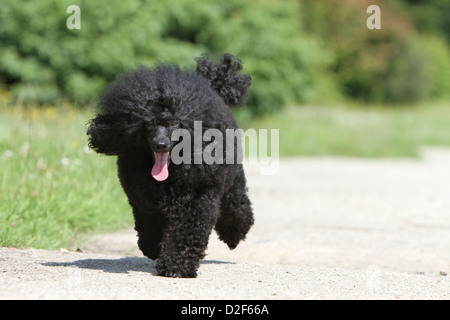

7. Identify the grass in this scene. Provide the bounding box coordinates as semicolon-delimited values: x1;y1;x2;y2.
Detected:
1;98;450;250
238;101;450;158
0;103;132;250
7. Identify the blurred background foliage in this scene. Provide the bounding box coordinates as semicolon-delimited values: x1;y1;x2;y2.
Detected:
0;0;449;115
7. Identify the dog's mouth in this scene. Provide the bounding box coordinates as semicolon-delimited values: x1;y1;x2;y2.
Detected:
152;152;170;182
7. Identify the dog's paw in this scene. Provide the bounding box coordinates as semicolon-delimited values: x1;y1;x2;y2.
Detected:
218;230;245;250
155;259;198;278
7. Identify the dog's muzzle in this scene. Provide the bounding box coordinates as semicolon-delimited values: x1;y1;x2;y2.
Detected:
151;126;171;181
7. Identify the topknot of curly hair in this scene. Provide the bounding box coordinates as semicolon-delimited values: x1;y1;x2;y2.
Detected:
195;53;251;107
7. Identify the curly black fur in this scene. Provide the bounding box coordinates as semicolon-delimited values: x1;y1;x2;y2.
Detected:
87;54;254;278
196;53;251;107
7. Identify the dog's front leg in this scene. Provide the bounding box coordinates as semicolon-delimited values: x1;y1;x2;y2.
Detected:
155;190;219;278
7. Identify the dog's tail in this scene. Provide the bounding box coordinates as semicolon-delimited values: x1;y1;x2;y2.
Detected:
196;53;251;107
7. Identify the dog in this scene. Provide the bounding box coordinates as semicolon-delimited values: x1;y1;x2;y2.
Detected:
87;54;254;278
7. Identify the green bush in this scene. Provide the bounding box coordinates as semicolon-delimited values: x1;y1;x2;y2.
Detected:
382;41;431;103
379;34;450;103
0;0;330;115
412;35;450;99
1;0;449;112
300;0;450;103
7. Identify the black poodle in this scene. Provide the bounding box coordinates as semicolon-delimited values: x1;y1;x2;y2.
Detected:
87;54;254;278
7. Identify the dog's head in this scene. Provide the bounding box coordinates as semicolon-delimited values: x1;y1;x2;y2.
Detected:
87;54;251;181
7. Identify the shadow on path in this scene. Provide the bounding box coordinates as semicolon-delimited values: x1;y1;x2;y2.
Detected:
42;257;235;276
43;257;157;275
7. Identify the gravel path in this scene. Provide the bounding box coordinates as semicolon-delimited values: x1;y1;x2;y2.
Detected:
1;147;449;299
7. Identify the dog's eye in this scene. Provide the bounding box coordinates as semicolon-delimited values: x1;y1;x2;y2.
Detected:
171;120;179;128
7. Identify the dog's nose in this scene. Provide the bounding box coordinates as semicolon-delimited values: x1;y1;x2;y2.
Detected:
152;126;170;152
155;141;169;151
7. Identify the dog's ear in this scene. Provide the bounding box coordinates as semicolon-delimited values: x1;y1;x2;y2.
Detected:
87;113;143;155
196;53;251;107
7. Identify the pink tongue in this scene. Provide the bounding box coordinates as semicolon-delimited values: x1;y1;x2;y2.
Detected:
151;152;169;181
